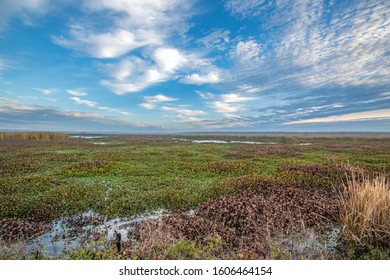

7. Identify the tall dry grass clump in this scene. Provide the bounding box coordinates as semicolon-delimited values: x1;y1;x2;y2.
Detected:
338;170;390;246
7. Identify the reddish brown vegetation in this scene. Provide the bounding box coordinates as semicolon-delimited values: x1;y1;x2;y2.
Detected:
129;184;338;258
0;218;50;242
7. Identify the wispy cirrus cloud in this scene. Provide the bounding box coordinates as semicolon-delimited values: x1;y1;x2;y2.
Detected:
217;0;390;131
220;93;256;103
69;96;131;116
67;89;87;96
70;97;97;107
284;109;390;125
180;71;221;85
33;87;57;95
201;92;257;118
273;0;390;87
0;97;18;105
98;106;131;116
224;0;272;19
144;94;178;103
210;101;242;114
196;90;215;100
229;0;390;89
0;105;145;132
197;28;231;51
0;0;52;30
161;106;207;117
139;94;178;110
159;105;207;124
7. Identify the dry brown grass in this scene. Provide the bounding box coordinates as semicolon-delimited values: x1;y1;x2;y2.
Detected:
0;132;68;141
338;170;390;246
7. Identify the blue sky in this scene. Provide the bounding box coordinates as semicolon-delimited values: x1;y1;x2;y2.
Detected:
0;0;389;132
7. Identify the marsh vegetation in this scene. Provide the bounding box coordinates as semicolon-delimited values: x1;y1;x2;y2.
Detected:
0;133;389;259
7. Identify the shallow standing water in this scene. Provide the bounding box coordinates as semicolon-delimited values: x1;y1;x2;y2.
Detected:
26;210;168;257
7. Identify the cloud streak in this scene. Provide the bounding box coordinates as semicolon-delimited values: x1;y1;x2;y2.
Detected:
67;89;87;96
0;105;146;132
70;97;97;107
33;88;57;95
284;109;390;125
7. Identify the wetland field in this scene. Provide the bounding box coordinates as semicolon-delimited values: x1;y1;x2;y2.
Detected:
0;132;389;260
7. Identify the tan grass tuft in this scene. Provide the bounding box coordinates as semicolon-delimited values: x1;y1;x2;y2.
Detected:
338;170;390;246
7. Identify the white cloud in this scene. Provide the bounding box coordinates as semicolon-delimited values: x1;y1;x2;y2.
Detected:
139;103;156;110
54;28;159;59
98;106;130;116
220;93;256;103
0;97;18;105
0;106;149;132
69;97;131;115
197;29;230;50
101;66;166;95
102;47;216;94
33;87;57;95
0;105;36;112
0;0;52;30
180;71;221;85
196;90;215;100
50;2;220;95
139;94;178;110
67;89;87;96
54;1;195;58
101;80;146;95
18;95;38;100
230;40;262;63
152;48;187;73
180;114;251;129
206;93;256;117
106;56;146;81
285;109;390;125
286;104;344;118
161;106;207;117
224;0;270;18
211;101;242;114
274;0;390;87
238;84;264;93
70;97;97;107
144;94;178;103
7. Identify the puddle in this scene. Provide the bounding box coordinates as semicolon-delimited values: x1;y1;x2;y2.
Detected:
296;143;312;146
70;136;107;139
27;209;168;257
276;227;341;259
324;227;341;251
172;138;277;145
92;142;108;145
